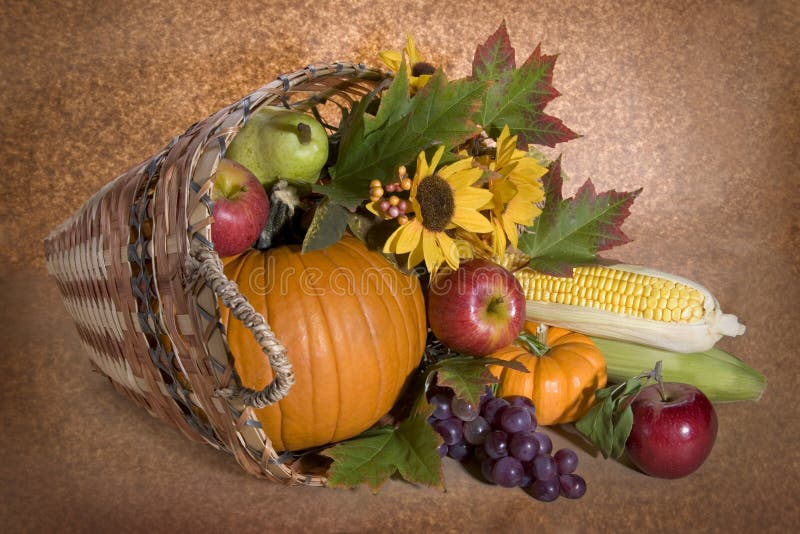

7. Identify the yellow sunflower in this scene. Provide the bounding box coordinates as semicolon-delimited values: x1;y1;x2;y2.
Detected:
382;146;494;274
478;125;548;257
379;34;435;94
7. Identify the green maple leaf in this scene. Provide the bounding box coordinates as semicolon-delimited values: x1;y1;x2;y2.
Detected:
518;159;642;276
471;19;515;80
472;22;578;148
324;414;444;492
317;68;485;208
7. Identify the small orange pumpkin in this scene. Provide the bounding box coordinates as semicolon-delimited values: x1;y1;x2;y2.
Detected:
221;236;427;451
488;322;607;425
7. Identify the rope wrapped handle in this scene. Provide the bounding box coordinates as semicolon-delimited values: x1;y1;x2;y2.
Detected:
186;246;295;408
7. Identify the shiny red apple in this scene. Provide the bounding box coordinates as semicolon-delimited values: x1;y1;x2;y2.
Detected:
211;158;270;257
427;259;525;356
625;382;718;479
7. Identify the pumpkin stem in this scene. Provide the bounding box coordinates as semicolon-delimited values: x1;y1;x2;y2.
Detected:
536;323;548;346
516;329;549;356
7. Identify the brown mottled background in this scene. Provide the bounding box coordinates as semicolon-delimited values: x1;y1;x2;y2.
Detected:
1;0;798;531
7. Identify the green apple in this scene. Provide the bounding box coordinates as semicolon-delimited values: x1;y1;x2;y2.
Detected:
225;105;329;186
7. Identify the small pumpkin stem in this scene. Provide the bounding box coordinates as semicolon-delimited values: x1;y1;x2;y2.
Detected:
536;323;548;346
516;327;549;357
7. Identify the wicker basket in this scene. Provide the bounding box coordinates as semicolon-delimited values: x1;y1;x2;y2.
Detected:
43;62;389;485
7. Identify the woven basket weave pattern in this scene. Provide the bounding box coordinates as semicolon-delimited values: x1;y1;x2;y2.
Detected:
44;63;388;485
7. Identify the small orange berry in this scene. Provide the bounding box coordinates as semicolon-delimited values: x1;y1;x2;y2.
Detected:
369;179;382;188
388;195;400;206
397;215;409;225
400;178;412;190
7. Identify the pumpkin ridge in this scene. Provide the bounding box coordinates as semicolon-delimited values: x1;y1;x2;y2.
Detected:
332;238;394;425
276;245;322;450
295;246;343;447
535;355;567;423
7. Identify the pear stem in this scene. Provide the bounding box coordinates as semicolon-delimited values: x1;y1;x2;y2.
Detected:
297;123;312;144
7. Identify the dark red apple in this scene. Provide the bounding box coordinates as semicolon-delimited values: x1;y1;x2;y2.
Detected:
625;382;718;479
427;259;525;356
211;158;270;257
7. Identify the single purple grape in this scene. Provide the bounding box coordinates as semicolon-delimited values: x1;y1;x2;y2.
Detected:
447;441;471;461
531;431;553;455
504;395;534;409
481;397;509;428
434;417;463;446
559;474;587;499
530;478;560;502
492;456;525;488
484;430;509;459
481;458;496;483
463;416;490;445
509;431;539;462
531;453;557;481
554;448;579;475
429;391;453;420
437;443;448;458
500;406;532;434
452;397;479;422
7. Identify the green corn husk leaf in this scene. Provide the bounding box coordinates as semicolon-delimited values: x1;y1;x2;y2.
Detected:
590;337;766;402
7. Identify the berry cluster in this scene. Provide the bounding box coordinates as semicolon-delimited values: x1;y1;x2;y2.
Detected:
369;167;413;224
428;386;587;502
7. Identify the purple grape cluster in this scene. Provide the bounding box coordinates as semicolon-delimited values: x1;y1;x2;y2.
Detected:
428;387;587;502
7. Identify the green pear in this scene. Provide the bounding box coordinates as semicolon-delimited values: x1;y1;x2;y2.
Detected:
225;106;329;186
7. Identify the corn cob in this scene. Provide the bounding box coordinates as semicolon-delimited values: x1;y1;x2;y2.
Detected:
590;336;766;402
511;263;745;353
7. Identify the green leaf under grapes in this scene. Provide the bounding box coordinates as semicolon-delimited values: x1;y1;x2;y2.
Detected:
424;355;527;407
324;414;443;492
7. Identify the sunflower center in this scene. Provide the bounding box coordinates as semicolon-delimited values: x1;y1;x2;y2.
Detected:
411;62;436;77
417;174;454;232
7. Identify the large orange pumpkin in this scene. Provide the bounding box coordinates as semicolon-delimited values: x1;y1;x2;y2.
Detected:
220;236;427;451
489;322;607;425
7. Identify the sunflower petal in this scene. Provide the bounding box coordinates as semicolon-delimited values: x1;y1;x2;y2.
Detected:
422;231;444;274
394;219;423;254
407;237;425;269
501;213;520;249
450;207;494;233
492;218;508;256
436;232;461;271
428;145;446;174
445;166;484;190
378;50;402;72
405;34;423;64
505;196;541;226
383;223;406;254
453;185;494;210
438;157;475;180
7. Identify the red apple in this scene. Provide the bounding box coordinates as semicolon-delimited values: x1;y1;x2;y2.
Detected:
625;382;718;479
211;159;270;257
427;259;525;356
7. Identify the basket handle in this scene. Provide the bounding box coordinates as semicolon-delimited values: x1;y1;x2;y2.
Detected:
187;246;295;408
